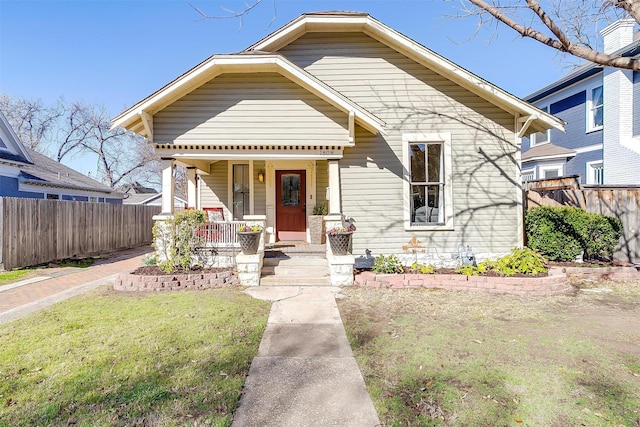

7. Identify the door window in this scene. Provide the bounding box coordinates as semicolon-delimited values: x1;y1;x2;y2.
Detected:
280;174;300;207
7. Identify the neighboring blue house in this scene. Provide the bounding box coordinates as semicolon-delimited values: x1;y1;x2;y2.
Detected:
0;111;123;203
522;19;640;185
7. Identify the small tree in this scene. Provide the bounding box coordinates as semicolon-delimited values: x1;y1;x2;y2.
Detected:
153;210;207;273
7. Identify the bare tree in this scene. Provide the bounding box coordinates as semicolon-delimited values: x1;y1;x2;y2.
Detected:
0;94;62;150
193;1;639;70
0;93;160;189
80;107;160;188
461;0;640;70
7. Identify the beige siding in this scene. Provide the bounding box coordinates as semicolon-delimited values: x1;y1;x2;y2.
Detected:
253;160;266;215
200;160;267;219
315;160;328;209
154;73;348;145
281;33;519;255
200;161;230;219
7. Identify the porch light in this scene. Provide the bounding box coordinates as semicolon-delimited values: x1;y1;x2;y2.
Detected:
258;171;265;183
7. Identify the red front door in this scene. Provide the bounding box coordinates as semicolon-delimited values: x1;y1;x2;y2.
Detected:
275;170;307;241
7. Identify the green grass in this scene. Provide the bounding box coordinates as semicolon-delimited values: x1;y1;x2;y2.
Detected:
338;283;640;426
0;287;270;426
0;269;34;287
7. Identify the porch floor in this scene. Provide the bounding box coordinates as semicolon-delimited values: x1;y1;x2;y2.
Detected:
264;243;326;258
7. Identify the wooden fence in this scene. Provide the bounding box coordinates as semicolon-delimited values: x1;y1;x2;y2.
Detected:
525;182;640;264
0;197;160;270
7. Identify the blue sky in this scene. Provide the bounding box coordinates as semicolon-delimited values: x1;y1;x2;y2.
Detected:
1;0;571;176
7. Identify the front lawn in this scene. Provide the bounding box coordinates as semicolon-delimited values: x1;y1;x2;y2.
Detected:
338;280;640;426
0;270;35;287
0;287;270;426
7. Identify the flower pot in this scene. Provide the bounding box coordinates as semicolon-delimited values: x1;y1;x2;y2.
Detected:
237;231;261;255
327;232;352;255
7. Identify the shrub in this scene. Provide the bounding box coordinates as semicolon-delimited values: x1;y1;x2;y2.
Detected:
410;262;436;274
372;255;404;274
481;247;547;276
525;206;622;261
152;210;207;273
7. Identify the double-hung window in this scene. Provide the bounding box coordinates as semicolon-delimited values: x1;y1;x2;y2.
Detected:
530;106;549;145
232;163;250;220
588;85;604;132
403;133;453;229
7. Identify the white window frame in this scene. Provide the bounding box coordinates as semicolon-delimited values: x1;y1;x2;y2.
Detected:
530;106;550;146
539;164;564;179
586;85;604;133
586;160;604;185
402;132;453;230
521;168;535;183
227;160;254;220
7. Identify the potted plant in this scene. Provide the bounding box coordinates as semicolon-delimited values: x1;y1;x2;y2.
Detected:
236;224;263;255
326;223;356;256
309;201;328;244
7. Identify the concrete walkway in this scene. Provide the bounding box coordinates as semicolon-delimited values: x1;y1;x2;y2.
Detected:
236;285;381;427
0;247;150;324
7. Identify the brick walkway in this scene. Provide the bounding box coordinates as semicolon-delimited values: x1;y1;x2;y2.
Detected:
0;247;151;323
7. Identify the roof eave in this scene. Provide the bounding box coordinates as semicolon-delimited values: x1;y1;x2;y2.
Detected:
112;55;386;136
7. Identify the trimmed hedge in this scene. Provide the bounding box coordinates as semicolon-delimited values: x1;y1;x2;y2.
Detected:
525;206;622;262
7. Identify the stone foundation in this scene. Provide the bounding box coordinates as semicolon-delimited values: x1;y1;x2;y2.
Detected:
114;270;239;292
354;271;574;296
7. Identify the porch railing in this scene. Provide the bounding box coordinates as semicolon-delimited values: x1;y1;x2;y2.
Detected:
195;221;247;249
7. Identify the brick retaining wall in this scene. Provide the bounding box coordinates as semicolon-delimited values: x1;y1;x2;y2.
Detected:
114;270;239;292
354;271;574;296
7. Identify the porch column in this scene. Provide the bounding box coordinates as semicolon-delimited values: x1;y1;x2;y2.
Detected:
327;160;341;214
186;167;197;209
160;158;175;216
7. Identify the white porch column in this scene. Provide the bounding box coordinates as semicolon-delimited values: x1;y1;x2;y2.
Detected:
186;167;197;209
327;159;341;214
160;158;175;216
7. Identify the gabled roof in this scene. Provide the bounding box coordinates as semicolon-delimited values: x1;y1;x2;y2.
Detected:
521;143;576;163
525;38;640;103
0;110;33;165
247;12;564;135
123;192;187;206
20;148;122;197
112;53;386;137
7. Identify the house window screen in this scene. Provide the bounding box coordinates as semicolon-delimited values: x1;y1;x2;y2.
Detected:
232;164;250;220
280;174;300;206
410;142;443;224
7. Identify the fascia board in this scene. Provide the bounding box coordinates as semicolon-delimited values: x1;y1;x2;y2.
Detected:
113;55;385;136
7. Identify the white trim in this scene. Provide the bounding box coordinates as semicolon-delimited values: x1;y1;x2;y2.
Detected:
112;55;386;137
248;14;564;135
538;163;564;179
585;160;604;185
574;143;603;154
586;84;604;133
402;132;453;231
228;161;255;219
529;106;550;146
522;168;536;182
264;159;315;244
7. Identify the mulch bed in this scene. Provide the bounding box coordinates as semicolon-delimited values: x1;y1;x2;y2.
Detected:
131;266;233;276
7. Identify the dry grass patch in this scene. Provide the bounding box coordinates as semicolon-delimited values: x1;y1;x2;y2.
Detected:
338;280;640;426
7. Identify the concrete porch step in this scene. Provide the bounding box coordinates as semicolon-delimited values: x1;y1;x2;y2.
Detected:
260;255;330;286
259;275;331;286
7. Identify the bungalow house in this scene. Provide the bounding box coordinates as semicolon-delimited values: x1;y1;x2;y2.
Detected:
522;19;640;185
112;12;562;264
0;111;123;203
